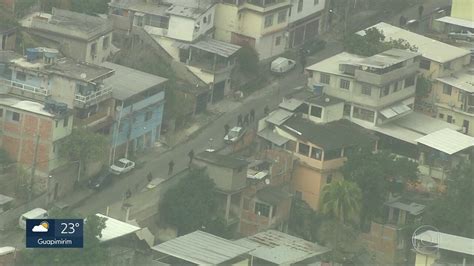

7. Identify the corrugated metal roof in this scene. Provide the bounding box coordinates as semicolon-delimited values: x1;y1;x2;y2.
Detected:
416;128;474;155
191;39;241;58
279;98;303;111
436;16;474;30
101;62;167;101
96;213;141;242
235;230;330;265
152;231;251;265
258;128;290;146
266;109;294;126
414;230;474;256
437;70;474;93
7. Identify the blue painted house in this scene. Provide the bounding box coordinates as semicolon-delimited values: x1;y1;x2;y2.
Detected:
101;62;167;160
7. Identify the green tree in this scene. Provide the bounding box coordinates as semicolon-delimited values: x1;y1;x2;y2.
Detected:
288;199;323;241
344;27;417;56
320;179;362;224
20;213;108;265
415;75;432;99
236;45;259;75
159;168;219;235
423;162;474;238
342;149;418;228
60;128;109;178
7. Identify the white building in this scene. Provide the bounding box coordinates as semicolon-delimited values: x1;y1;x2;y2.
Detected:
287;0;326;48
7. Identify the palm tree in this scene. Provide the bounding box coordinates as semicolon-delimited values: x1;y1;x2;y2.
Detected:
320;179;362;224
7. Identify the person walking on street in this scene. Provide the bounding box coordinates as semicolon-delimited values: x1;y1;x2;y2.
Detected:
168;160;174;176
243;114;249;127
300;55;307;74
399;15;407;27
237;114;243;127
147;172;153;182
188;149;194;166
224;124;230;137
264;106;269;116
418;5;424;19
250;109;255;123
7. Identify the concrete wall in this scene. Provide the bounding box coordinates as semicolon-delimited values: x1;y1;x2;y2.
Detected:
303;102;344;123
214;3;239;42
193;161;246;192
415;253;437;266
0;31;16;51
167;5;215;42
48;75;76;108
361;221;403;265
255;30;287;60
451;0;474;21
288;0;325;24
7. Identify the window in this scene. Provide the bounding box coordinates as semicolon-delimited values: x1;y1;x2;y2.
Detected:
145;111;152;121
275;36;281;46
343;104;351;116
340;79;350;90
447;115;453;123
442;84;452;95
63;116;69;127
8;111;20;122
16;72;26;81
264;14;274;28
353;107;375;122
297;0;303;12
393;81;400;92
310;105;322;118
103;36;110;50
55;120;59;127
420;59;431;70
255;202;270;217
311;147;322;160
324;149;341;160
314;0;319;5
438;113;444;119
361;85;371;96
298;143;310;156
277;10;287;23
203;16;207;24
404;75;415;88
381;86;390;97
320;73;330;84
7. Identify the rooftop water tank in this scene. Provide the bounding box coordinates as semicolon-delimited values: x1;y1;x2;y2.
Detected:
26;48;41;62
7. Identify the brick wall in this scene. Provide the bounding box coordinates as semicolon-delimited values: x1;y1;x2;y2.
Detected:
361;221;400;265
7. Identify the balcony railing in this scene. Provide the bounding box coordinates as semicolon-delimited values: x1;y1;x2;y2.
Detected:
0;78;50;96
240;0;290;12
74;86;112;104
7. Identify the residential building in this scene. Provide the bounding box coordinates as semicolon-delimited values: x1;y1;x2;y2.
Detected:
215;0;291;60
0;97;72;182
257;100;378;210
413;230;474;266
435;0;474;33
235;230;330;265
0;26;16;51
0;48;116;133
194;151;249;226
100;62;166;160
21;8;114;64
240;149;294;236
287;0;326;48
358;23;472;116
151;230;251;265
307;49;421;128
112;0;241;104
431;69;474;136
362;196;426;265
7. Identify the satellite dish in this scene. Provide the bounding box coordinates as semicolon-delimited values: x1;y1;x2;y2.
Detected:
80;73;87;79
264;178;270;185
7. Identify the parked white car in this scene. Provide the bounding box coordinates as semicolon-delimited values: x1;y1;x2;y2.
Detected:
448;30;474;42
110;158;135;175
270;57;296;74
224;126;245;144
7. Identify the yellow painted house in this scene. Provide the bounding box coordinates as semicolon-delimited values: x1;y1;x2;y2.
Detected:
451;0;474;22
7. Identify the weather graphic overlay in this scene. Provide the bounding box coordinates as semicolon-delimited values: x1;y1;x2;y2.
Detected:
26;219;84;248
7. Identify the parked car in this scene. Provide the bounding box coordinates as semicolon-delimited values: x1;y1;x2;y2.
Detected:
88;169;113;190
271;57;296;74
110;158;135;175
224;126;246;144
448;30;474;42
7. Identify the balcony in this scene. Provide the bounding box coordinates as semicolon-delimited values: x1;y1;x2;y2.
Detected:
0;78;50;99
355;63;418;86
74;85;112;108
240;0;290;13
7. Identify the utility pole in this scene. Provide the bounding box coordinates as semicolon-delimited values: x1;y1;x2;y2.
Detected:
29;134;40;202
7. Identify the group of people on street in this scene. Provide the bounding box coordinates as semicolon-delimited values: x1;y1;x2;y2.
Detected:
237;108;256;128
167;149;194;176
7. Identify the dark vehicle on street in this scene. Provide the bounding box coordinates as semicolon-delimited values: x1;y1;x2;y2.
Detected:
88;169;113;190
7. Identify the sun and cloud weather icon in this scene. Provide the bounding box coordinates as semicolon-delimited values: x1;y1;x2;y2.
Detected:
32;221;49;233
